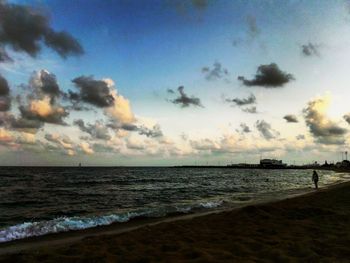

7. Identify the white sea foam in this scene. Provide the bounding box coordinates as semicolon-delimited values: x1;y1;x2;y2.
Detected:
0;211;146;243
199;200;224;209
0;200;226;243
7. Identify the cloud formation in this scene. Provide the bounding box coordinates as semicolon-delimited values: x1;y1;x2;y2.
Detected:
0;74;10;111
74;119;111;140
138;124;163;138
0;47;12;62
303;94;347;145
238;63;294;88
19;96;68;125
30;70;60;103
71;76;115;108
0;1;83;59
255;120;279;140
170;86;203;108
225;94;256;106
283;114;298;123
201;62;229;81
343;113;350;125
239;123;251;133
301;43;320;57
242;106;258;114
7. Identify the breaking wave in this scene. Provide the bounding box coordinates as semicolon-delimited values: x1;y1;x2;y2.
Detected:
0;200;225;243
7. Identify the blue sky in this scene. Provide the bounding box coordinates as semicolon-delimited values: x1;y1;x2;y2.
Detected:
1;0;350;165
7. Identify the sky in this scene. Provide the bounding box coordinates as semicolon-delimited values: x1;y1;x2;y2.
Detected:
1;0;350;166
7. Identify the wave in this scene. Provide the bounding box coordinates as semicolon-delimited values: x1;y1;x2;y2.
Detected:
0;200;225;243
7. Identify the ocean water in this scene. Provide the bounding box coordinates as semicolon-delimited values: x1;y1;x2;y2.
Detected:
0;167;348;243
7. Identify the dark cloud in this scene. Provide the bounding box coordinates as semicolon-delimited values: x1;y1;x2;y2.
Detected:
71;76;115;107
239;123;251;133
30;70;60;104
242;106;257;114
201;62;229;81
74;119;111;140
301;43;320;57
170;86;203;108
0;74;10;111
0;74;10;96
238;63;294;88
0;96;11;111
44;30;84;59
107;121;163;138
0;1;83;59
9;116;43;133
303;96;347;145
343;113;350;125
138;124;163;138
255;120;279;140
225;94;256;106
283;114;298;123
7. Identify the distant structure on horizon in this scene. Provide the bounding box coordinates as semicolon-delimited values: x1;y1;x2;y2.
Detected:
259;159;287;168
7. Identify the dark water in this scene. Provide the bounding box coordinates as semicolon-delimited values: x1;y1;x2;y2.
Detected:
0;167;348;242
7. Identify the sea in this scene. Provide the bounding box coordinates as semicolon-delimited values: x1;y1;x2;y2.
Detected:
0;167;349;243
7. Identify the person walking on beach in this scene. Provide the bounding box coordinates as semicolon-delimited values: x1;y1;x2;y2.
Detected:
312;170;319;189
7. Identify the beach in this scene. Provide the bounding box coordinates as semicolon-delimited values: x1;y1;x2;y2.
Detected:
0;181;349;262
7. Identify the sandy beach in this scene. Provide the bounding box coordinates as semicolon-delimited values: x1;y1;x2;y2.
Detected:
0;181;349;262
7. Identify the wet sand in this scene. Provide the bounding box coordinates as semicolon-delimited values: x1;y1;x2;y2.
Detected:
1;182;350;262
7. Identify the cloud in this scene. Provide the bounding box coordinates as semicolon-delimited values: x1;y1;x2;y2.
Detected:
0;47;12;63
303;94;347;145
238;63;294;88
0;96;11;112
45;133;76;155
225;93;256;106
201;62;229;81
283;114;298;123
296;134;305;140
138;124;163;138
0;74;11;111
238;123;251;133
80;142;94;155
167;88;175;94
242;106;257;114
71;76;115;107
19;96;68;125
30;70;60;103
343;113;350;125
170;86;203;108
70;76;135;124
74;119;111;140
8;115;43;133
0;1;83;59
301;43;320;57
0;128;13;145
105;89;135;124
255;120;279;140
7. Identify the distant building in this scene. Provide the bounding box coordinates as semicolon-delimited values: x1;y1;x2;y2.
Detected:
335;160;350;168
259;159;287;168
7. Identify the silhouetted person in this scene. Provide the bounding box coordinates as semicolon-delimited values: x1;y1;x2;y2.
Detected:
312;170;319;189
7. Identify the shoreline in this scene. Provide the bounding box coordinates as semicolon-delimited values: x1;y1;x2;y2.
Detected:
1;180;349;260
